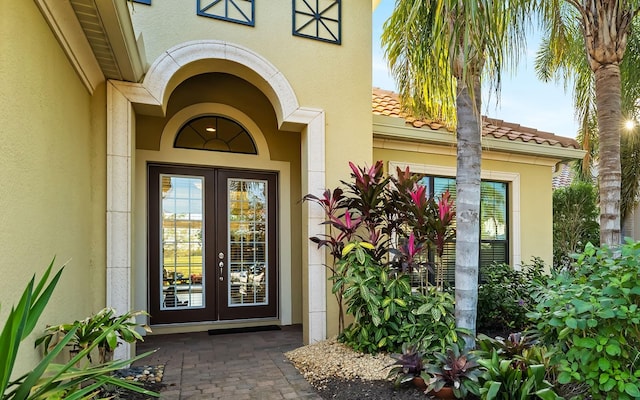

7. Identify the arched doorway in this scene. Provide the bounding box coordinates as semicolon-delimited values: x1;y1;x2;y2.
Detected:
107;40;328;360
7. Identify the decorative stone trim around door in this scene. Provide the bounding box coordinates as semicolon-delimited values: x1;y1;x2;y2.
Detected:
106;40;327;359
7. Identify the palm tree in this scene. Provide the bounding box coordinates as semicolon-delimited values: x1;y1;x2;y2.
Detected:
382;0;531;344
535;1;640;246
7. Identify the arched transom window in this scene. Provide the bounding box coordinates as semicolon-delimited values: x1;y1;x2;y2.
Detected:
174;115;257;154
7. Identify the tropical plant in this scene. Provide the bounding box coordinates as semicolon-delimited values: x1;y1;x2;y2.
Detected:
387;343;426;387
422;342;483;399
335;235;463;354
477;349;563;400
336;241;405;353
303;161;390;333
534;0;640;246
409;288;462;356
305;162;457;345
477;260;546;333
552;181;600;270
527;241;640;399
0;258;157;400
36;307;151;364
382;0;534;345
538;22;640;226
476;332;532;358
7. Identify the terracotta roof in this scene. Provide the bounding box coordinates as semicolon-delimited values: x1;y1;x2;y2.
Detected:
552;163;575;189
372;88;581;149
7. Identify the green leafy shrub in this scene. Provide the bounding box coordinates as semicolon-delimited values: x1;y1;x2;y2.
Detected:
337;242;459;354
552;181;599;270
477;259;547;333
305;162;456;353
475;333;562;399
478;349;562;400
36;307;151;364
528;241;640;399
0;259;157;400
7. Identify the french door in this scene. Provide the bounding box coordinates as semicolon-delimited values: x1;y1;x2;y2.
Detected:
148;165;278;324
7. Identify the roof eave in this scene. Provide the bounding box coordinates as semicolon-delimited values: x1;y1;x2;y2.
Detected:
373;115;586;161
34;0;104;93
95;0;146;82
35;0;146;94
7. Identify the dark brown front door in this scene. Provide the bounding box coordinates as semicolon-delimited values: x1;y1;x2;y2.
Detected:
148;165;278;325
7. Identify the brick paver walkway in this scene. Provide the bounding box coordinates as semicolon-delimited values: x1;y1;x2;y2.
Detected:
136;325;321;400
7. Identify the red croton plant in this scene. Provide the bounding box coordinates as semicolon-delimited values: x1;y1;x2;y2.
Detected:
304;161;456;332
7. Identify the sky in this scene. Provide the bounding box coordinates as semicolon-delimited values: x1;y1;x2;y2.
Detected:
372;2;580;139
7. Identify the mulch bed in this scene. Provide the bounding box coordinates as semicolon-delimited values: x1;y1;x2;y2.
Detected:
315;378;430;399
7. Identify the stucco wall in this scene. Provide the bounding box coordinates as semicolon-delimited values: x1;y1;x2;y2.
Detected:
0;1;107;374
373;146;555;267
129;0;373;178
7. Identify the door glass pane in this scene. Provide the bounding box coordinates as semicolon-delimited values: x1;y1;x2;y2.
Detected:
160;175;204;309
228;179;268;306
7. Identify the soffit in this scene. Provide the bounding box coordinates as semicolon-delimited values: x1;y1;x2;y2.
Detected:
69;0;123;80
37;0;145;89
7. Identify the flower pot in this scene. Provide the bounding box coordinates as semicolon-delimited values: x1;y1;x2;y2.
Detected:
429;386;456;399
412;376;428;391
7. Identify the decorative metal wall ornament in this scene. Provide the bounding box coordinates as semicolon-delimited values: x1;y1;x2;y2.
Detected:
293;0;341;44
198;0;255;26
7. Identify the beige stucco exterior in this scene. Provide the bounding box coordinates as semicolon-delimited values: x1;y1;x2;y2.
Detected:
128;1;373;182
0;1;107;374
0;0;584;376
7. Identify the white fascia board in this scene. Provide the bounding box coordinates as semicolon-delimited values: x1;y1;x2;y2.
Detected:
95;0;146;82
34;0;104;94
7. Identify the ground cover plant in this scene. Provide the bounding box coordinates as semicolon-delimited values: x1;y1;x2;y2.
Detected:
528;241;640;399
475;333;562;399
422;342;483;398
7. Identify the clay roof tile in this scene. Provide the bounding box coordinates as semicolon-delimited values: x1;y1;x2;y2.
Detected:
372;88;580;149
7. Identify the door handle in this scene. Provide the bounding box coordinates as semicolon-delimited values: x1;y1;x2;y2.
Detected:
218;252;224;281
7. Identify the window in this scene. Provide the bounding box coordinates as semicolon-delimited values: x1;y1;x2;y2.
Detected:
417;175;509;285
198;0;255;26
174;115;257;154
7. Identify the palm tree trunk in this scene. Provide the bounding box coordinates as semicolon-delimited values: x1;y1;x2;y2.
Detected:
455;75;482;348
595;64;622;246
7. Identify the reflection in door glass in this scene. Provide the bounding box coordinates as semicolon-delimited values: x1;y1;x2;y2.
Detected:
228;179;268;306
161;175;205;309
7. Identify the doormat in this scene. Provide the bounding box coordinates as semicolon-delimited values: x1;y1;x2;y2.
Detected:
208;325;281;335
